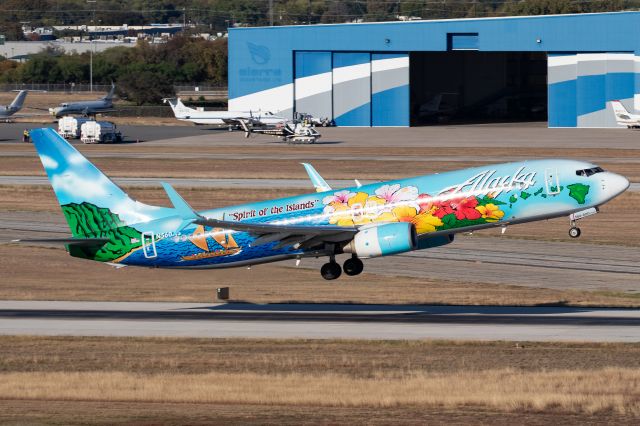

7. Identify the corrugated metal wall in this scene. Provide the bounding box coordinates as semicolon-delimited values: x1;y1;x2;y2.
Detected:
293;52;409;127
548;53;638;127
371;53;409;127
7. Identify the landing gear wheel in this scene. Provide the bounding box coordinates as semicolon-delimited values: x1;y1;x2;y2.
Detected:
569;227;581;238
321;262;342;280
343;256;364;276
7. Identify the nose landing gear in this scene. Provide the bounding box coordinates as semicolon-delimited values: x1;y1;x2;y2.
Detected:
567;207;598;239
568;226;581;238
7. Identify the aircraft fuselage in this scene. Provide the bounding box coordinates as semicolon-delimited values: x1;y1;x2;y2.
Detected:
106;159;627;269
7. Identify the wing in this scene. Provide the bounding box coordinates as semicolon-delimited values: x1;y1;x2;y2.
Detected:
194;217;357;249
160;181;357;250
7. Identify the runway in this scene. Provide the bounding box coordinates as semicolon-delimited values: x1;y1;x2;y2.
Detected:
0;301;638;342
0;175;638;192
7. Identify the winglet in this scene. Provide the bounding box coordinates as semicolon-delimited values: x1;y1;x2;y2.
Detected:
301;163;331;192
161;182;200;221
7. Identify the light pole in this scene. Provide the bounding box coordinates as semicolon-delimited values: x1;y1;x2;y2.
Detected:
87;0;96;92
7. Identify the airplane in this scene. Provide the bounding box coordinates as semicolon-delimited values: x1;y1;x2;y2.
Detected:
164;97;286;128
611;100;640;128
49;83;116;118
16;128;629;280
0;90;28;121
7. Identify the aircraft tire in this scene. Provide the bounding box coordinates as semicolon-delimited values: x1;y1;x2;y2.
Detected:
569;227;581;238
343;257;364;276
321;262;342;280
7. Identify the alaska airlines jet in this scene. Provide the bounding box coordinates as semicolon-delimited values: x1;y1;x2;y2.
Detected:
611;100;640;128
164;97;286;127
49;84;116;118
18;128;629;280
0;91;28;121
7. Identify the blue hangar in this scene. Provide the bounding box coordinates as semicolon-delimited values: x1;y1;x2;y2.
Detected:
228;11;640;128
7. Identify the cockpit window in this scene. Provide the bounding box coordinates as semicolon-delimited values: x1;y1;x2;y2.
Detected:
576;167;605;177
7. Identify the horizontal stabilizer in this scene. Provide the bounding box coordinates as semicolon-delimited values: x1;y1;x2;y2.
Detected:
12;237;110;247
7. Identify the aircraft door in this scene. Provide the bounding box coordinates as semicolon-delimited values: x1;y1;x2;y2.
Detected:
544;168;561;195
142;231;157;259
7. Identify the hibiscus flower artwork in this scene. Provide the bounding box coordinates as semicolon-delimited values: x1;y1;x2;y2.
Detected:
321;185;507;234
476;203;505;222
372;184;419;209
391;205;443;234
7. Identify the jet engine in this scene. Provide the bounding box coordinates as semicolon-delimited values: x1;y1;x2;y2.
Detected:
343;222;417;258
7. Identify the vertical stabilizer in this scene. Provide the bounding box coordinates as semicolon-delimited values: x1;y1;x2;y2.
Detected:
29;128;172;237
9;90;28;111
164;97;195;118
102;83;116;101
611;100;631;116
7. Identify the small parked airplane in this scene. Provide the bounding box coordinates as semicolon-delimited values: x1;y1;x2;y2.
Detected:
49;83;116;118
0;90;28;121
17;128;629;280
611;100;640;128
164;97;286;127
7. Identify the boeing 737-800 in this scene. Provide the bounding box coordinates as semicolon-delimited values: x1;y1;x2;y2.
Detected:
18;128;629;280
165;97;286;127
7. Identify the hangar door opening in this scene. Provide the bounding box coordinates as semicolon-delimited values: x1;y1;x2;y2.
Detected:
410;52;547;125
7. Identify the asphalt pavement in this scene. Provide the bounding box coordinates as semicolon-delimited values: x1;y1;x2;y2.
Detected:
0;300;638;342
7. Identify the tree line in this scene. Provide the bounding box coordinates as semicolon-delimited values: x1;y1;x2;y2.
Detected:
0;36;227;104
0;0;634;40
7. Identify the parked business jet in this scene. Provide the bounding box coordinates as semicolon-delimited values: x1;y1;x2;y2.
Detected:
0;90;28;121
611;100;640;128
17;128;629;280
164;97;286;127
49;83;116;118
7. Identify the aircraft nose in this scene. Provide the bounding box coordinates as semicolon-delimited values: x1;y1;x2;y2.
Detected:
603;172;630;197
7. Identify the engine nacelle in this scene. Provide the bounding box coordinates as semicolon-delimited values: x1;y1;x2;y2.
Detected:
416;234;454;250
343;222;417;259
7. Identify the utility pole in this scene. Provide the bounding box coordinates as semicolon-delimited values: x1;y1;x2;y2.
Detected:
87;0;96;93
269;0;274;26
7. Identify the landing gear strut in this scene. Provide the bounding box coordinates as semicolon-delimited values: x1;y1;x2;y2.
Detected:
343;255;364;276
568;217;581;239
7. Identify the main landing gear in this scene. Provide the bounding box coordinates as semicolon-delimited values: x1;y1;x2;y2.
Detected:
320;255;364;280
343;255;364;276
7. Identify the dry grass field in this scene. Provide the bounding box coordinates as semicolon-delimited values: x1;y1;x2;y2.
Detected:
0;336;639;424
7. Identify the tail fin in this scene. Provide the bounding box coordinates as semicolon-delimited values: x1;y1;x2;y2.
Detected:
9;90;28;111
30;128;172;239
611;100;631;116
164;97;194;118
102;83;116;101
